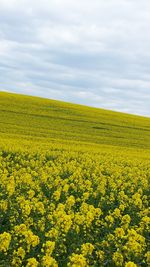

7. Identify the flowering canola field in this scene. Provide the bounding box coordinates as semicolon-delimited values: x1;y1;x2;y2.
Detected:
0;92;150;266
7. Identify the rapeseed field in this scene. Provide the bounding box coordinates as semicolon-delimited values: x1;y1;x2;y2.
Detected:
0;92;149;266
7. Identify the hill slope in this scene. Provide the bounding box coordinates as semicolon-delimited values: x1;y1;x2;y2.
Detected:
0;91;150;150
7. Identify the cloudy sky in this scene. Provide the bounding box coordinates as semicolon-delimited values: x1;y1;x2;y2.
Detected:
0;0;150;116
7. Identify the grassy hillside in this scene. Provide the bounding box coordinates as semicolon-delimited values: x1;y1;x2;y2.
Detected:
0;91;150;151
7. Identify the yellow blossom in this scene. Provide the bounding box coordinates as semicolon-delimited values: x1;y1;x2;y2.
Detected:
0;232;11;252
41;255;58;267
96;250;105;262
43;241;55;256
26;257;39;267
145;251;150;266
113;252;124;266
114;227;125;238
68;253;87;267
125;261;137;267
81;243;94;256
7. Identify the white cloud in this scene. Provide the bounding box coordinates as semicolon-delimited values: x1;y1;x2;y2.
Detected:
0;0;150;116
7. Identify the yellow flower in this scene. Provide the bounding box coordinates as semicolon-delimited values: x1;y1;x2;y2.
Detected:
19;198;31;216
26;257;39;267
63;184;69;193
113;208;121;218
53;190;61;201
41;255;58;267
37;218;45;232
0;232;11;252
82;192;90;201
14;223;27;234
114;227;125;238
12;257;22;266
121;214;131;228
81;243;94;256
46;228;59;239
0;200;8;212
119;204;125;212
26;231;40;248
28;189;35;199
96;250;105;262
125;261;137;267
6;176;15;196
145;251;150;266
132;193;142;208
35;202;45;215
113;252;124;266
67;253;87;267
43;241;55;256
16;247;26;259
105;215;114;225
66;195;75;207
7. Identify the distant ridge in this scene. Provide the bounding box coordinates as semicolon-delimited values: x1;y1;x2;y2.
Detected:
0;91;150;150
1;90;149;118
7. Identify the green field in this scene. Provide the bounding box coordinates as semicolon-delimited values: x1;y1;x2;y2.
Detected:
0;92;149;267
0;91;150;151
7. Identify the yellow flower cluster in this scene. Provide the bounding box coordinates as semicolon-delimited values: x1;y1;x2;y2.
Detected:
0;149;149;266
67;253;87;267
0;232;11;252
26;258;39;267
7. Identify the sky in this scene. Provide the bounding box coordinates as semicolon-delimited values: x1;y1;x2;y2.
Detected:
0;0;150;116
